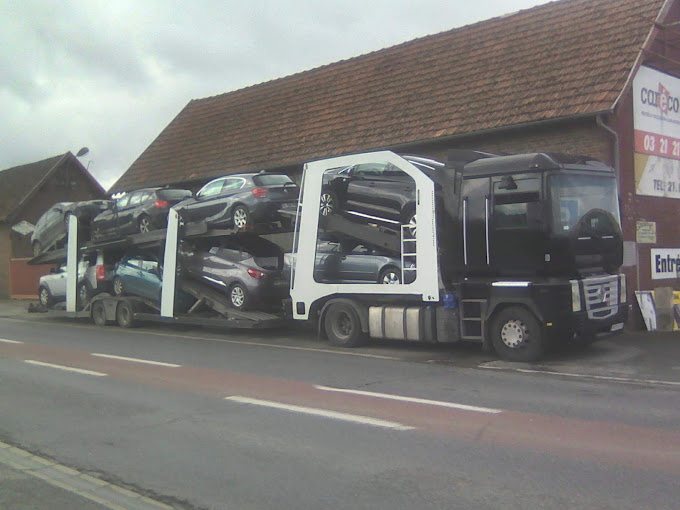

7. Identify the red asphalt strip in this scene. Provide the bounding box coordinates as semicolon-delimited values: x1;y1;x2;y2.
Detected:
2;340;680;475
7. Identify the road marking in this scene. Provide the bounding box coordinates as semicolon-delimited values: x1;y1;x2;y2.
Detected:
24;360;107;377
0;317;399;361
91;353;181;367
0;338;23;344
225;396;415;431
314;385;503;414
479;364;680;387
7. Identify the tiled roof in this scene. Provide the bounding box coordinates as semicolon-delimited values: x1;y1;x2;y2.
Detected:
0;154;66;222
111;0;666;192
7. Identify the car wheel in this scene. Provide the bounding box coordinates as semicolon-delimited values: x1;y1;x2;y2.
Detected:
77;282;91;309
232;206;251;230
116;300;136;328
229;282;249;309
324;302;365;347
138;215;154;234
38;285;52;308
402;210;417;237
490;306;544;362
378;266;401;285
91;301;108;326
319;190;338;217
32;241;42;257
113;277;125;297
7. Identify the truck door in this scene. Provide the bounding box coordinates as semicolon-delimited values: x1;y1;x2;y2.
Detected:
461;177;491;274
489;174;544;275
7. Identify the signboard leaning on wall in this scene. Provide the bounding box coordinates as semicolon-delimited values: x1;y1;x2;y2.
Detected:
633;66;680;198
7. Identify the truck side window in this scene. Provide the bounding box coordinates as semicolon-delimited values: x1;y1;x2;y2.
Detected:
493;177;540;229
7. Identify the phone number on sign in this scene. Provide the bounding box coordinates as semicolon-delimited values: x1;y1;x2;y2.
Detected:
634;130;680;159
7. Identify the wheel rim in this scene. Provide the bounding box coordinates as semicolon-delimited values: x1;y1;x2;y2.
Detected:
79;285;88;303
320;193;334;216
139;218;150;233
500;319;529;348
39;288;49;306
407;214;417;237
333;311;353;339
234;208;248;229
114;279;123;295
231;285;245;307
381;271;401;284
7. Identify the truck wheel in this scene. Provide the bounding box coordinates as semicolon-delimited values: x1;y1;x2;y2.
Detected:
91;301;108;326
490;306;543;362
116;300;136;328
324;302;365;347
38;286;52;308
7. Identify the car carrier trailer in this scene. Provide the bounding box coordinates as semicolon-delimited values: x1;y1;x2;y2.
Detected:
30;150;629;362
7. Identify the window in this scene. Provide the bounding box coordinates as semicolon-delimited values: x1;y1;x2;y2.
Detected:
197;179;224;197
128;193;143;206
252;174;293;186
493;177;540;229
353;163;388;177
116;195;130;208
141;259;158;273
222;178;246;191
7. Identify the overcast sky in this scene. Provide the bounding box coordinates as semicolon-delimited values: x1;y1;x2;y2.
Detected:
1;0;549;191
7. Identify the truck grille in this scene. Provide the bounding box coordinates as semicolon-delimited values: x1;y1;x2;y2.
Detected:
583;275;619;320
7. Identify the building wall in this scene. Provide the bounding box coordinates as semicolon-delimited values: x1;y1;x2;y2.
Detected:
0;225;10;299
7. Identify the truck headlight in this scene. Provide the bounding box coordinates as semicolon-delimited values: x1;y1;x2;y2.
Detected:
619;274;626;303
570;280;582;312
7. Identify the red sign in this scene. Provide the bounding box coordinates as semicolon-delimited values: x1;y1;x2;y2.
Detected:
634;130;680;160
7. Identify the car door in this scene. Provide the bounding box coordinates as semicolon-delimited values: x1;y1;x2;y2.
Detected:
344;163;394;220
119;256;142;295
95;195;129;239
49;264;68;297
118;192;143;234
42;206;65;247
181;179;226;222
138;257;162;302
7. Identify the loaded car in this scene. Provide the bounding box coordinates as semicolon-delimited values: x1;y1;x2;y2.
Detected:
319;156;444;236
38;262;88;308
174;172;299;230
76;251;116;306
112;253;194;311
180;237;288;310
92;187;192;241
31;200;112;256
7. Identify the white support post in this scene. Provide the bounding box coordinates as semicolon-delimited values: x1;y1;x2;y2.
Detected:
65;214;78;313
160;208;180;318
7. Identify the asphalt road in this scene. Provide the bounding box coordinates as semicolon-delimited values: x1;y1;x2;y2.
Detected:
1;312;679;509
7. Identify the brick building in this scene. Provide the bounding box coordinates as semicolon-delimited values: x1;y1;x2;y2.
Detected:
110;0;680;325
0;153;105;298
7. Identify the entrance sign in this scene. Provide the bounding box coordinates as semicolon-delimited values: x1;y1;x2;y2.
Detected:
650;248;680;280
633;66;680;198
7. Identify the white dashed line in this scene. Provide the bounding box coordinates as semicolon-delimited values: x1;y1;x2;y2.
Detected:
225;396;415;430
24;360;107;377
91;353;181;367
314;385;503;414
0;338;23;344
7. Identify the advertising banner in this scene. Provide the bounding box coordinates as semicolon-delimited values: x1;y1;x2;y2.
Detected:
633;66;680;198
650;248;680;280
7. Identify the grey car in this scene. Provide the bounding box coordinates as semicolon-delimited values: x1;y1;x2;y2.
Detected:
175;173;299;230
180;237;289;310
31;200;112;256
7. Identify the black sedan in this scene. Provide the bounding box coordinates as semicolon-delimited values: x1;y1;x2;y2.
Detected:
175;173;299;230
92;187;192;241
31;200;112;256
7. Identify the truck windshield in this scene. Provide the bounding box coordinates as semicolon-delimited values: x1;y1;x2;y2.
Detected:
549;173;620;234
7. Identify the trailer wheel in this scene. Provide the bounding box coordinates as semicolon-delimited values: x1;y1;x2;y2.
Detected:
116;300;136;328
324;302;365;347
91;301;108;326
490;306;543;362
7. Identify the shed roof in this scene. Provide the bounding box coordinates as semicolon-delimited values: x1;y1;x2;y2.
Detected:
0;153;105;223
110;0;667;193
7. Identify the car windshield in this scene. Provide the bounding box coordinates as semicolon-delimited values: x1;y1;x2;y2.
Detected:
252;174;294;186
549;173;621;234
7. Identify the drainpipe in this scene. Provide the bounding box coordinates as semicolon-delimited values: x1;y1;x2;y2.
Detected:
596;113;639;301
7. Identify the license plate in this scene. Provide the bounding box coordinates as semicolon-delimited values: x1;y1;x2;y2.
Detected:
610;323;624;331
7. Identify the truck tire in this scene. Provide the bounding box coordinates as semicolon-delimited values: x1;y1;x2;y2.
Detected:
91;301;108;326
489;306;543;362
116;300;136;328
324;302;365;347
